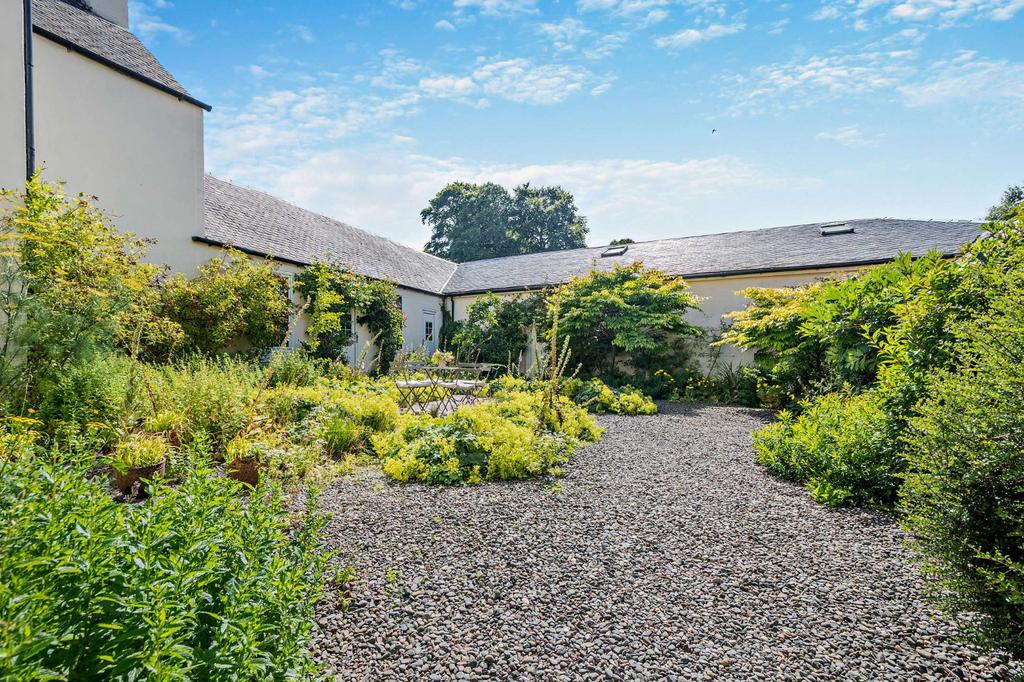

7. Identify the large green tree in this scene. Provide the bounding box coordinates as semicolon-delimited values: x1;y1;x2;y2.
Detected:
986;183;1024;221
508;183;588;255
422;181;588;262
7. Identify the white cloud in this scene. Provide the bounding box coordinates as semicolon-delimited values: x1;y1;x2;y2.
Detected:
811;5;843;20
472;59;595;104
725;50;916;114
128;0;190;44
810;0;1024;27
418;74;479;99
434;19;457;31
453;0;539;16
583;32;629;59
655;22;745;48
901;53;1024;105
210;148;814;247
538;18;591;52
816;125;878;147
248;64;271;78
726;47;1024;118
283;23;315;43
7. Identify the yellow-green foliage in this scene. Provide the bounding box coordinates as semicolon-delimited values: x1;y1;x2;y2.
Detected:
112;433;170;470
381;391;602;485
143;356;263;451
0;417;42;461
609;389;658;416
153;249;290;357
563;377;658;416
752;391;898;507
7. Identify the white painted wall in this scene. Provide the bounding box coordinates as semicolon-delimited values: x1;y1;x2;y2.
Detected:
400;288;445;355
0;1;26;193
449;264;867;373
193;241;445;367
32;34;209;275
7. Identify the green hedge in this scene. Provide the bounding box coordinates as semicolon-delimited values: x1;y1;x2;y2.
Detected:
0;458;328;680
752;391;899;507
902;280;1024;659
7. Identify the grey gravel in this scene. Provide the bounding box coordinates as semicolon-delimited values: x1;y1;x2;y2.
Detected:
312;403;1021;681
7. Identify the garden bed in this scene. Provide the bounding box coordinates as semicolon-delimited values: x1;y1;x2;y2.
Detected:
312;404;1020;680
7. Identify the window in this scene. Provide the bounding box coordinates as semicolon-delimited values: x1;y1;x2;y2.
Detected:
819;222;855;236
601;245;629;257
424;320;434;342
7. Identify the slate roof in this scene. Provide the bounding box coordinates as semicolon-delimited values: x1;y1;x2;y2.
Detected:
200;176;458;295
199;179;982;297
442;218;983;294
32;0;210;110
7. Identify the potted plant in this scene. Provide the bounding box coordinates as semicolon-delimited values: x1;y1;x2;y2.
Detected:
226;437;273;487
111;434;170;495
144;410;188;448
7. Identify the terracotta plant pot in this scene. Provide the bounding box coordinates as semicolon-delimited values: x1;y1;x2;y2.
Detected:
112;459;167;495
228;456;263;486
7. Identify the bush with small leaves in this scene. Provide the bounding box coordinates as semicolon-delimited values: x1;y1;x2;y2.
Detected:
381;391;602;484
901;269;1024;659
752;391;898;507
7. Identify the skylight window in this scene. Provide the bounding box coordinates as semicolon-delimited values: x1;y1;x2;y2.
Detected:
819;222;855;236
601;245;629;257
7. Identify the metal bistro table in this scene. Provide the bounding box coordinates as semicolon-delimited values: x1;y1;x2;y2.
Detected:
393;363;501;415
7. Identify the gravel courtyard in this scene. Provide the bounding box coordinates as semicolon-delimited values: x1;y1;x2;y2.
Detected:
312;404;1019;681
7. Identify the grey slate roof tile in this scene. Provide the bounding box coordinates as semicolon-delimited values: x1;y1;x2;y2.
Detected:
443;219;983;294
201;176;982;297
32;0;197;104
202;176;457;294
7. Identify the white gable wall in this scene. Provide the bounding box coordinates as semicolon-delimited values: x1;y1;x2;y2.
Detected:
0;2;27;193
32;33;209;275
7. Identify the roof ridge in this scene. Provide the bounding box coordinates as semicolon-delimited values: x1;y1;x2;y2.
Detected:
447;217;983;269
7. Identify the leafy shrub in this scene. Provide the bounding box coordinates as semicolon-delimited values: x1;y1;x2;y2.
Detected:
33;352;137;441
562;377;658;416
0;177;163;405
144;356;264;451
544;263;702;378
268;350;331;388
320;414;364;457
381;391;601;484
752;391;898;507
0;457;328;680
447;293;541;365
901;269;1024;658
294;262;404;374
721;253;952;408
0;417;42;460
667;366;760;407
485;374;531;398
153;249;290;357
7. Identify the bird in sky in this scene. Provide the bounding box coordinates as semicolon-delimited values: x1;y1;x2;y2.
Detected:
712;128;717;134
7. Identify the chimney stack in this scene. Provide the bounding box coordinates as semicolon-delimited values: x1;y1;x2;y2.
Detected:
85;0;129;28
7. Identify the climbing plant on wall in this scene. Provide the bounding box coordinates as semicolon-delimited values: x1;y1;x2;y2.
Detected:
294;262;404;373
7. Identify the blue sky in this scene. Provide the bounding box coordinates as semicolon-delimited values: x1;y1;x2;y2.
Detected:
129;0;1024;249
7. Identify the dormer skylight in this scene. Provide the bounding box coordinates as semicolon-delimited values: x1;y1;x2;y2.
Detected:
601;245;629;257
819;222;855;236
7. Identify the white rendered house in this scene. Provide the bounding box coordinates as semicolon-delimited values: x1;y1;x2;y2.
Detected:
0;0;982;369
